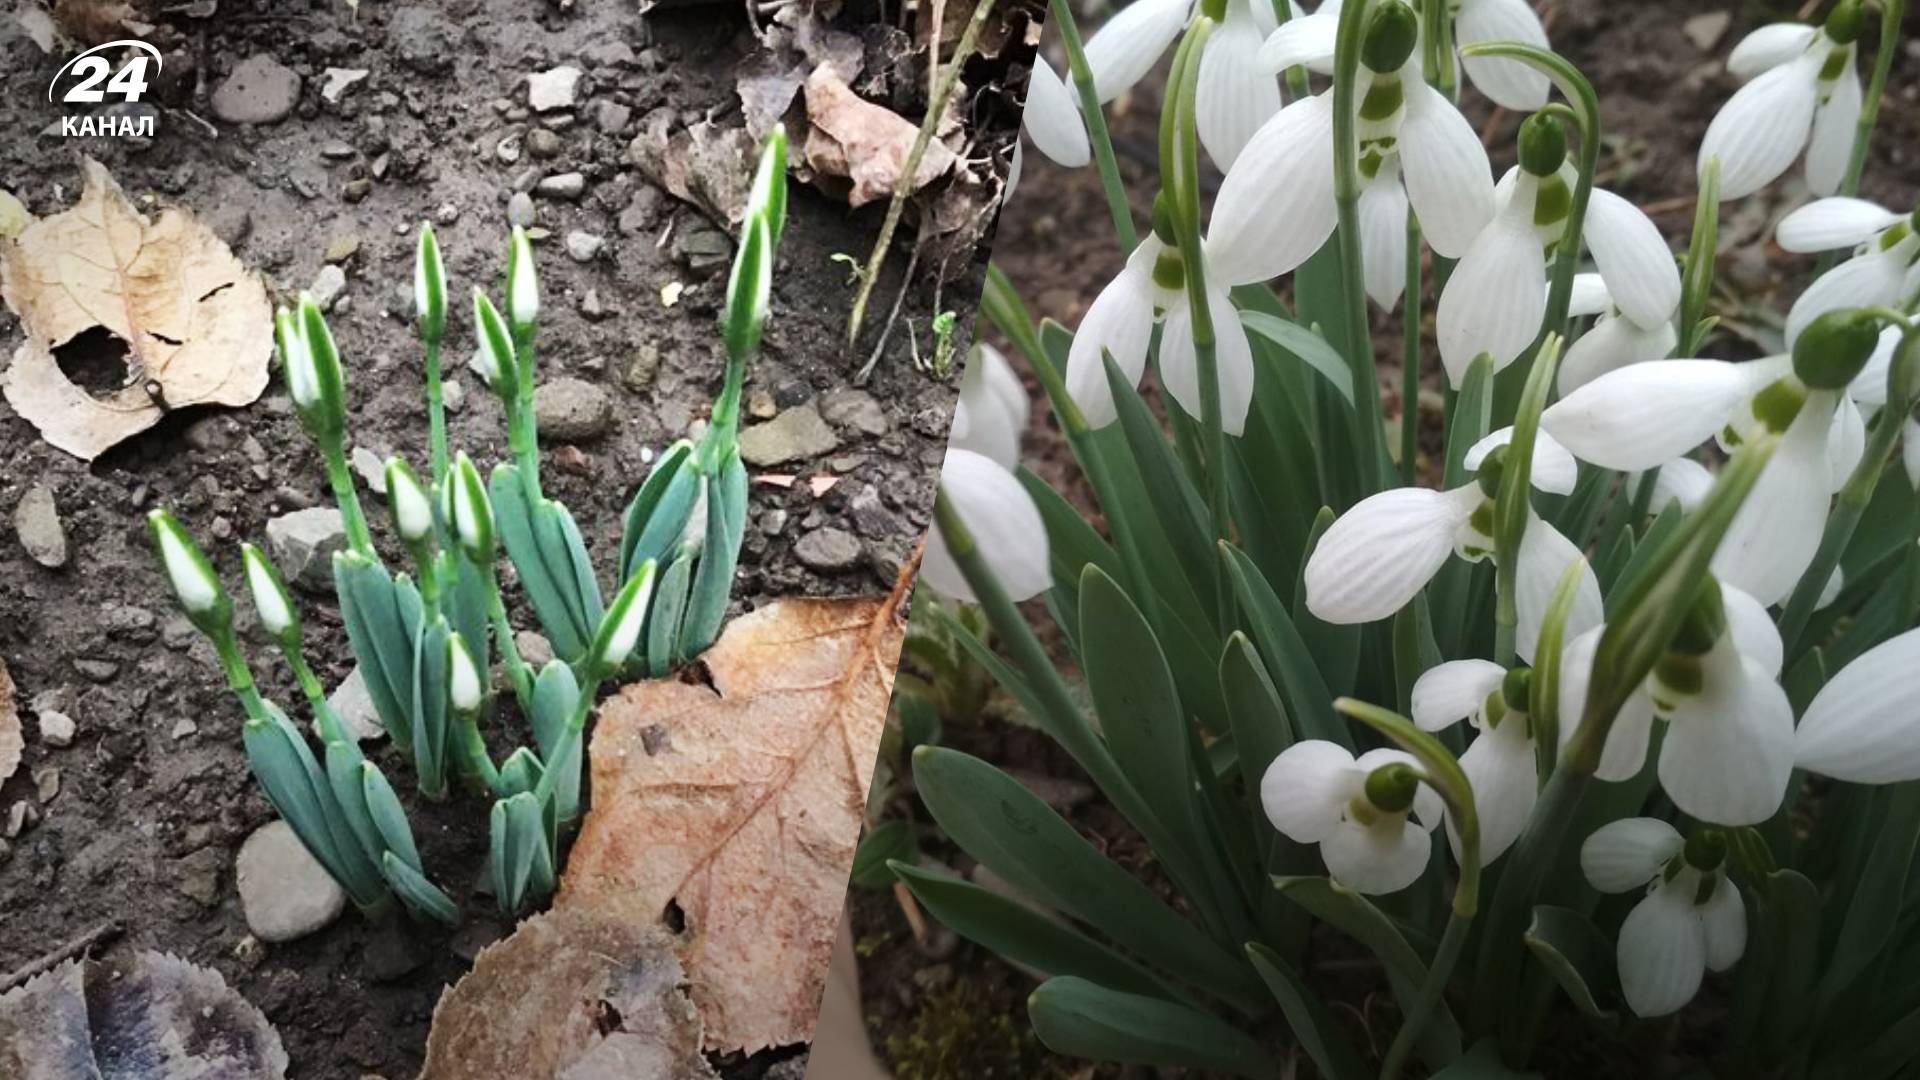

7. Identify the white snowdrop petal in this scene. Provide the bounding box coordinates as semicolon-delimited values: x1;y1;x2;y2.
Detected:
245;555;292;637
1848;325;1900;408
1194;0;1282;170
1261;740;1359;843
1454;717;1537;866
1006;141;1023;201
1437;200;1546;383
1454;0;1551;110
1559;313;1678;395
1556;627;1658;782
1584;188;1681;330
1084;0;1190;102
1543;360;1748;472
1727;22;1818;80
1207;94;1339;286
1023;61;1091;168
1358;167;1410;309
1256;9;1337;73
1699;53;1821;200
1638;457;1715;512
1159;286;1255;436
1618;888;1708;1018
1828;395;1866;491
1411;659;1507;732
1806;61;1862;197
955;343;1030;468
924;449;1052;603
1904;418;1920;491
1463;427;1580;496
159;526;219;615
1721;584;1784;678
1796;627;1920;783
449;638;483;712
1514;516;1603;665
1581;817;1683;893
1816;568;1845;610
1064;246;1160;429
1567;273;1612;319
1711;395;1834;605
1700;878;1748;972
1660;653;1795;826
1304;486;1473;623
1786;248;1910;346
1776;197;1902;253
1323;818;1432;895
1398;80;1496;257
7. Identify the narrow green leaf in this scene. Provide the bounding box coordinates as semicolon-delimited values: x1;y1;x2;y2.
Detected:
1523;906;1616;1019
850;821;917;889
490;466;592;660
1219;542;1347;748
679;451;748;662
1027;977;1268;1077
529;658;581;761
1102;353;1217;610
1246;942;1368;1080
1239;310;1354;406
618;440;698;581
645;553;695;677
1761;869;1822;1058
1218;632;1295;862
1817;783;1920;1013
381;851;459;925
360;761;424;873
1431;1038;1542;1078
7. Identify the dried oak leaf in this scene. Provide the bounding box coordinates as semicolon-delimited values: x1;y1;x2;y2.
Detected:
421;908;716;1080
0;659;19;785
0;950;287;1078
802;64;957;208
626;112;759;226
1;157;272;460
560;594;907;1053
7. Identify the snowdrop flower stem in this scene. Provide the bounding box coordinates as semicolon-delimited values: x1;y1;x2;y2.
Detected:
1492;335;1563;667
1420;0;1458;98
1679;159;1723;357
1400;211;1425;484
415;223;451;486
1047;0;1137;251
288;296;377;560
1839;0;1907;199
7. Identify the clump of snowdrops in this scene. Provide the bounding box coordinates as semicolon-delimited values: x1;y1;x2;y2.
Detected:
148;127;789;924
902;0;1920;1074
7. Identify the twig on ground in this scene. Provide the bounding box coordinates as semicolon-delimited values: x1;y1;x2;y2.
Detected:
857;236;925;383
0;919;123;993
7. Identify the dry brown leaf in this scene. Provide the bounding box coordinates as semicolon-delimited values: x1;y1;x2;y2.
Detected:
0;158;272;460
802;64;957;208
421;908;716;1080
561;593;906;1053
0;659;19;786
626;112;760;226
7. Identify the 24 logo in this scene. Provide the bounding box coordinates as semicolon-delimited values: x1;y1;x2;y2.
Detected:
48;40;162;137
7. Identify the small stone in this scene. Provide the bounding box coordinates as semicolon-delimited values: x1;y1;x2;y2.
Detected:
670;220;733;278
311;264;348;310
819;390;889;436
1683;11;1732;51
320;67;369;103
327;666;387;743
73;658;117;683
351;446;388;494
237;821;346;942
323;234;361;264
33;767;59;802
526;128;563;159
13;485;66;568
495;134;522;164
436;203;461;225
342;178;373;203
534;378;614;442
507;190;537;229
580;289;609;320
583;40;637;68
37;711;75;748
527;65;583;112
594;100;632;134
624;344;662;390
266;507;347;591
536;172;587;200
759;508;788;536
848;485;902;537
795;527;862;572
172;718;199;740
515;630;554;668
5;801;30;837
565;230;605;263
444;379;468;413
212;55;302;126
175;845;225;907
738;405;840;467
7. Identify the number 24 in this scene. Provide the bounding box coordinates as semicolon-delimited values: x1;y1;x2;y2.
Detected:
65;56;150;103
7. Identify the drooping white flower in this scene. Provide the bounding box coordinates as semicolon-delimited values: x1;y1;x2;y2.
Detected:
1557;578;1792;826
1775;199;1920;346
951;343;1031;469
1582;819;1745;1018
1794;626;1920;783
1625;456;1715;515
1303;427;1602;661
1021;60;1091;169
925;448;1052;604
1558;273;1680;395
1699;11;1865;200
1211;0;1494;294
1261;741;1442;894
1411;660;1537;865
1064;235;1255;435
1261;0;1551;110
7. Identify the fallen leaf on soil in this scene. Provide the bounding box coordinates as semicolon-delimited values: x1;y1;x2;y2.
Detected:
560;592;907;1052
0;950;288;1077
0;158;273;460
50;0;152;43
0;660;19;785
736;10;866;139
421;908;716;1080
627;111;760;226
0;191;27;239
802;64;958;208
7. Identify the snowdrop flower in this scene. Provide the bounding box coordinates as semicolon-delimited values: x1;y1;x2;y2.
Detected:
1582;819;1744;1017
1543;310;1882;604
1559;273;1680;395
471;289;520;400
591;561;657;675
1626;457;1715;514
1260;0;1550;110
415;222;447;341
447;632;483;714
1906;418;1920;490
1064;230;1255;434
148;509;228;633
1412;661;1538;865
926;448;1052;604
1438;114;1680;383
1303;427;1602;661
1020;60;1091;170
385;457;434;544
507;225;539;332
1794;626;1920;783
1775;198;1920;346
951;343;1031;469
240;543;297;643
449;452;496;566
1211;0;1494;296
1699;3;1867;200
277;307;318;412
1261;742;1443;894
1558;577;1791;826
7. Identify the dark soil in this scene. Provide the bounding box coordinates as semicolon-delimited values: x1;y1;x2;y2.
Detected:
852;1;1920;1076
0;0;1026;1076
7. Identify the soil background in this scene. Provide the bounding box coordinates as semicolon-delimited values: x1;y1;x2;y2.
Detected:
0;0;1027;1076
850;1;1920;1077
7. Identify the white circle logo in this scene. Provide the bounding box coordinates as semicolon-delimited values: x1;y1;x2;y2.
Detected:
48;40;162;104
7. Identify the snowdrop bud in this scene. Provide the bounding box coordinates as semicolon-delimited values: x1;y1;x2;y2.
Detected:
276;307;317;411
592;560;658;674
1360;0;1418;74
298;294;347;427
1792;308;1881;389
1823;0;1864;44
1363;762;1420;814
240;542;297;643
1683;829;1728;874
1500;667;1532;713
1474;444;1509;498
449;452;495;565
1517;112;1568;177
507;226;539;334
415;223;447;341
471;289;519;400
447;632;483;713
1670;576;1727;656
385;457;433;543
744;123;789;246
147;509;228;628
